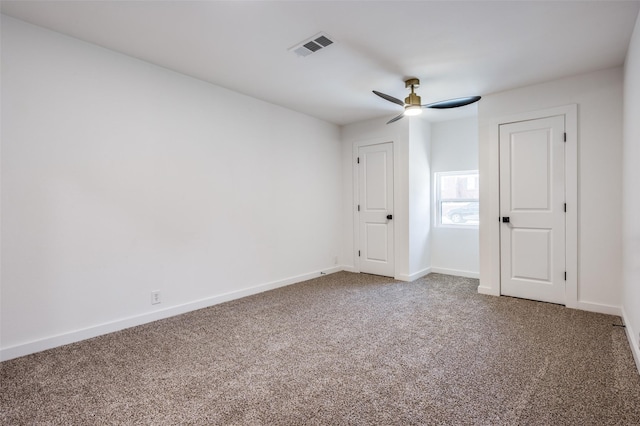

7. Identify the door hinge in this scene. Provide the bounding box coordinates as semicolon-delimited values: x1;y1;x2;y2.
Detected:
357;204;360;211
564;132;567;142
564;203;566;212
564;271;567;281
357;157;360;164
358;250;361;257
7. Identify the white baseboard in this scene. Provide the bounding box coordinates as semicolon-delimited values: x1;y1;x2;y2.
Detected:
575;301;622;316
341;265;357;273
430;267;480;279
622;306;640;374
0;267;342;362
477;286;500;296
318;266;343;276
395;267;431;282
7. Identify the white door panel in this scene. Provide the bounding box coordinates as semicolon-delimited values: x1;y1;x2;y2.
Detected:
500;116;565;304
510;129;551;210
364;151;388;210
365;223;388;262
511;229;551;282
358;142;394;277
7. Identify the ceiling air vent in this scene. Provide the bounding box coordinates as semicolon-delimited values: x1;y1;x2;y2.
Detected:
290;32;335;57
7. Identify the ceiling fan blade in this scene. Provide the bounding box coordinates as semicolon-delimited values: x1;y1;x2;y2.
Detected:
373;90;405;107
386;113;405;124
424;96;481;109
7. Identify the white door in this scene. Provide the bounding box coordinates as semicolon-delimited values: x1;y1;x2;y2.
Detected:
358;142;394;277
499;116;566;304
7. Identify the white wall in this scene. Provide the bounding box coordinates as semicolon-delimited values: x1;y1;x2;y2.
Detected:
478;67;624;314
408;118;432;278
622;13;640;369
430;117;479;278
1;16;342;360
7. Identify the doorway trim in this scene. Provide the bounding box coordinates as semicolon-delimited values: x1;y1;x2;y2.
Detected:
479;104;577;309
352;138;396;277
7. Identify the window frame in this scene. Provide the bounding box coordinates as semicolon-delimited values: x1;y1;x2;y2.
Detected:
434;170;479;229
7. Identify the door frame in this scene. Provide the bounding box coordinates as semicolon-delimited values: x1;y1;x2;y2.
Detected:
352;138;396;277
481;104;577;308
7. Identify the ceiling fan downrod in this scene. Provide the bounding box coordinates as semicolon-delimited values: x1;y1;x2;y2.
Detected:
404;78;421;107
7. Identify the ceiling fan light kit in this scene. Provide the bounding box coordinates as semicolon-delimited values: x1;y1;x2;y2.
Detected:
404;105;422;116
373;78;481;124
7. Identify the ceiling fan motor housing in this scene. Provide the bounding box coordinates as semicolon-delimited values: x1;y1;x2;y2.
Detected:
405;92;421;106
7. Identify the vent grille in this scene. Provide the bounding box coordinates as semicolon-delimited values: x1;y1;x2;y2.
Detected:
314;35;333;47
289;32;335;57
303;41;323;52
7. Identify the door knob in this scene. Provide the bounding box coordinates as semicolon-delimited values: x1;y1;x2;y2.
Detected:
387;214;393;220
502;217;510;223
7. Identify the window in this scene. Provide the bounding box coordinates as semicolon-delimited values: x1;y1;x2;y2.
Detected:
435;171;479;227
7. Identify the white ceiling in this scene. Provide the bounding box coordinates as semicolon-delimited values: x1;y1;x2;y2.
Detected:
2;1;639;125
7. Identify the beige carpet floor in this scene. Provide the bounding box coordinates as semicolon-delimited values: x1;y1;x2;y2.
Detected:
1;272;639;425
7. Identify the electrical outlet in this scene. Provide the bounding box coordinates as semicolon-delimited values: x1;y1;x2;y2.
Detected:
151;291;161;305
334;255;338;265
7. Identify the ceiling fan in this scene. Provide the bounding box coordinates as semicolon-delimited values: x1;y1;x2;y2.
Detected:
373;78;481;124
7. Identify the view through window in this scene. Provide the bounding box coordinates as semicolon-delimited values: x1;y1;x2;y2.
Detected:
436;171;479;227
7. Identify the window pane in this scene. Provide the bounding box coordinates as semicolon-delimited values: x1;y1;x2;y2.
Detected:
440;173;479;200
440;201;479;226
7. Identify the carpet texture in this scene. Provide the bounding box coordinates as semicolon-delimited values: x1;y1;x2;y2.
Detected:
1;272;639;425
